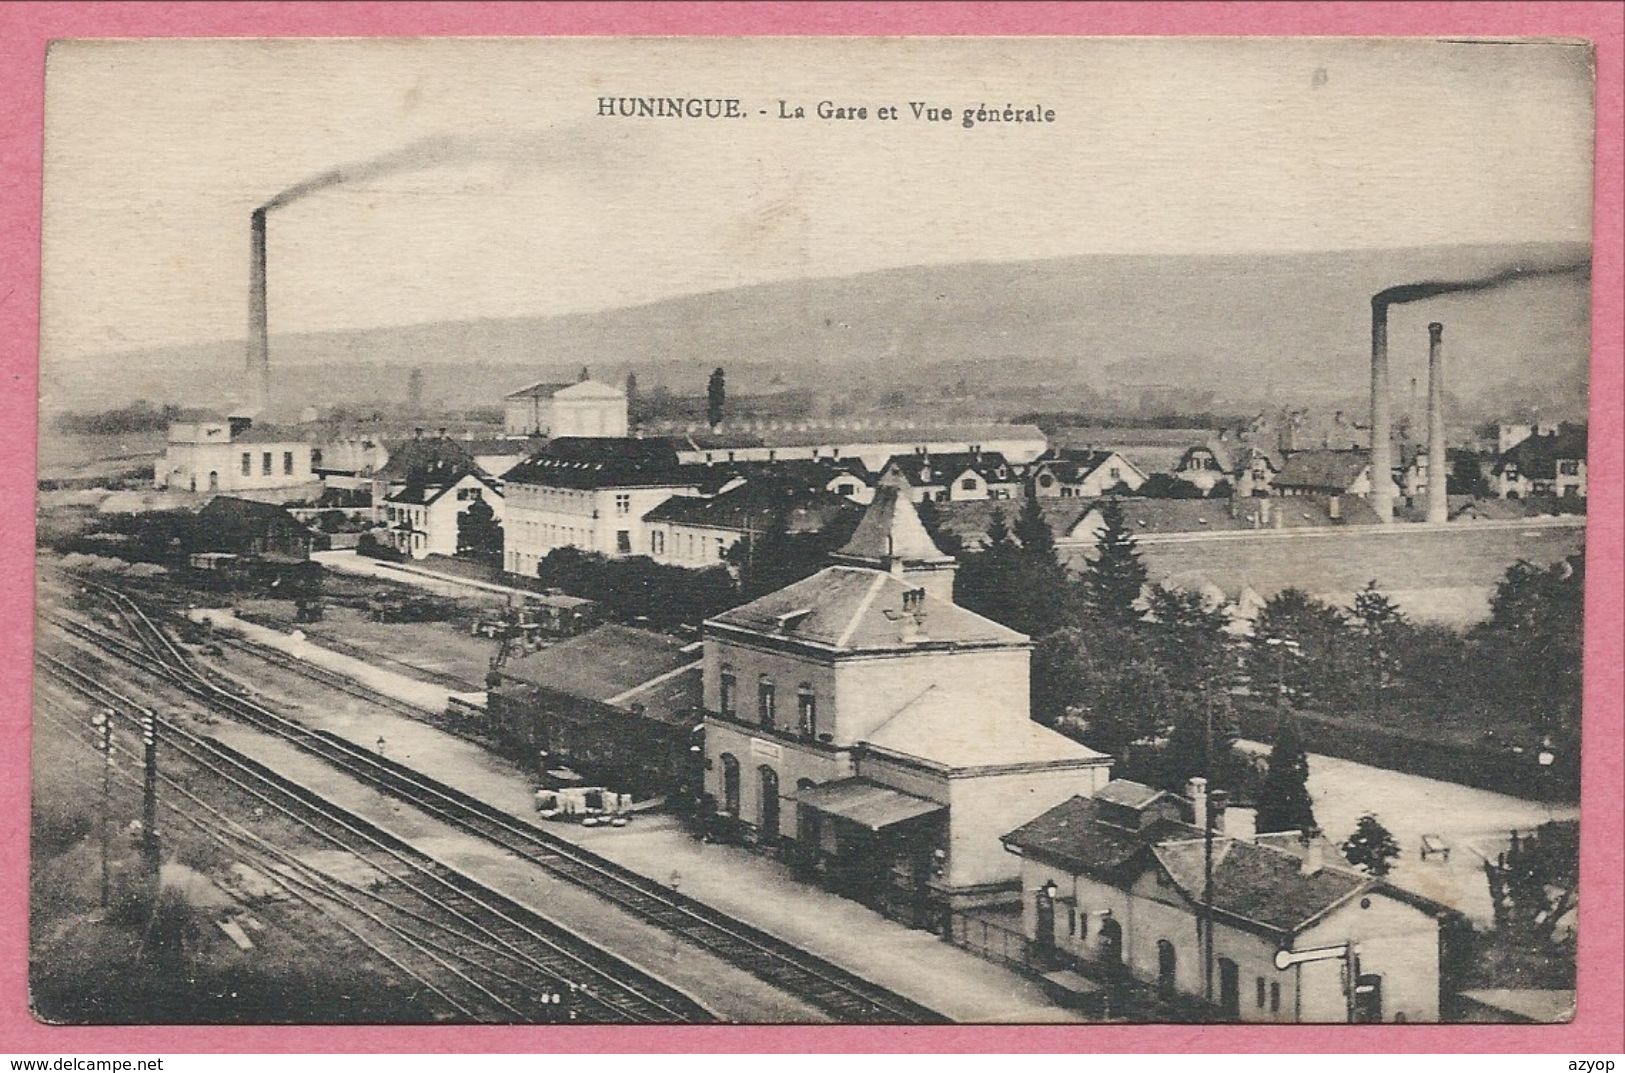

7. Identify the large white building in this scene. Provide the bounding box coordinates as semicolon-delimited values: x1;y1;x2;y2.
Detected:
504;378;629;438
377;470;504;560
501;439;704;576
153;414;318;495
700;486;1111;916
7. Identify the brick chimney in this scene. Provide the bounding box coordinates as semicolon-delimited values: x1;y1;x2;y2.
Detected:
1187;777;1208;830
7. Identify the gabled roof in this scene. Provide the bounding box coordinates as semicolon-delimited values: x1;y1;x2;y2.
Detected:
504;380;574;401
1033;448;1138;485
706;564;1025;654
384;470;499;507
375;436;485;482
1151;837;1372;936
641;480;856;536
1274;449;1370;491
1494;424;1588;478
1003;794;1198;878
832;485;951;565
929;499;1096;548
881;451;1020;488
196;495;307;528
551;379;627;401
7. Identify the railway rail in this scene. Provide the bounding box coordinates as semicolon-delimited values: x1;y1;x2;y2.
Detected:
36;646;713;1025
48;578;950;1024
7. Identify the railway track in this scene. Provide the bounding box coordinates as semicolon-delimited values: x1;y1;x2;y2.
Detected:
36;647;714;1025
49;580;950;1024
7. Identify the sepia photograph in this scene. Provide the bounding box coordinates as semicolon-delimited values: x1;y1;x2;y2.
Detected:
29;34;1596;1029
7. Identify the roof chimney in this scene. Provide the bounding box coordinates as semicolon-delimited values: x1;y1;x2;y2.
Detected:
1300;835;1324;876
1187;777;1208;830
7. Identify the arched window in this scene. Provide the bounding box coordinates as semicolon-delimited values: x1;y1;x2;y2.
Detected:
757;675;776;728
758;766;780;839
796;683;816;738
719;753;740;817
1157;940;1177;996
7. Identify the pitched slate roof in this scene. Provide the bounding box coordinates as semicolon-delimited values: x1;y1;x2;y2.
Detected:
1494;424;1588;479
1151;837;1372;936
1003;793;1198;877
881;450;1021;488
1274;449;1371;491
706;565;1025;654
375;436;485;482
931;498;1095;547
642;480;856;536
833;485;951;564
504;438;699;490
499;624;698;713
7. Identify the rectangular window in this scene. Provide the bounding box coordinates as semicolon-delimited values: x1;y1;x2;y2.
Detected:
837;482;855;496
758;680;775;728
262;452;273;476
797;689;816;737
960;478;977;491
652;531;665;555
615;493;631;515
1269;982;1281;1013
283;451;294;475
719;671;736;715
1257;977;1267;1009
1560;460;1580;475
241;452;252;476
1110;467;1121;480
616;530;632;555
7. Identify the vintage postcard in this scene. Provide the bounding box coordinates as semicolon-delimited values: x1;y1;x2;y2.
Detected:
30;34;1595;1029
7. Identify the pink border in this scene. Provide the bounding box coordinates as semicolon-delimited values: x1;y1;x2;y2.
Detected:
1;1;1619;1055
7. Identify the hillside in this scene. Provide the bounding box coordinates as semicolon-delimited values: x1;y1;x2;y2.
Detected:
41;242;1591;423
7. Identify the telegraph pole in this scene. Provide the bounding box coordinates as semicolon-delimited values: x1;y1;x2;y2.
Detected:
1202;683;1215;1012
140;709;160;890
92;709;113;911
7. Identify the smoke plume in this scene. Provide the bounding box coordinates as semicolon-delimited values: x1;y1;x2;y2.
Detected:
1373;257;1590;309
258;128;604;213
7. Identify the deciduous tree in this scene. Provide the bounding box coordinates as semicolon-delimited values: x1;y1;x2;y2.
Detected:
1342;813;1401;876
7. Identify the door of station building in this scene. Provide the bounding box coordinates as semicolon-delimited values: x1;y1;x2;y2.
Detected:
1218;958;1241;1019
1353;973;1384;1023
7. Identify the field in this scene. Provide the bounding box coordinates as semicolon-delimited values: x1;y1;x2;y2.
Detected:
1092;523;1586;625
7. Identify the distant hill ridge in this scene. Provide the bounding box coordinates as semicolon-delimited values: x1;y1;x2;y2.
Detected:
43;242;1590;421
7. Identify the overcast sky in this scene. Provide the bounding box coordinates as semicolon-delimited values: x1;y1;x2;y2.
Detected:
42;36;1594;363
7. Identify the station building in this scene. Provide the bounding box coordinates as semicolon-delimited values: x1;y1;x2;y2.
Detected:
1002;779;1458;1023
699;486;1111;918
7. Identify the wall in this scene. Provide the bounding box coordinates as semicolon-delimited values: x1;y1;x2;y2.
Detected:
938;763;1110;891
503;479;696;575
155;438;316;493
703;637;839;742
832;646;1031;745
648;521;738;568
1299;890;1442;1023
676;433;1048;472
702;716;853;837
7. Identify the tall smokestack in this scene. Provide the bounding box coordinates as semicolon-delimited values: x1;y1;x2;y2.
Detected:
1426;322;1448;524
1369;300;1394;523
247;209;270;413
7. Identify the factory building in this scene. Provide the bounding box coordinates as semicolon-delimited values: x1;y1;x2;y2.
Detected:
667;422;1049;472
153;413;318;496
504;377;629;438
501;438;707;575
1003;781;1457;1022
699;486;1112;918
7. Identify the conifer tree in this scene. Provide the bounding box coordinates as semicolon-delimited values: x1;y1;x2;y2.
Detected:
1013;494;1057;560
1081;497;1148;625
1254;716;1317;835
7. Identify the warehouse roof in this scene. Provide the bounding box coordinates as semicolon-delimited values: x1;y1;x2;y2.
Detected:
499;624;699;718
